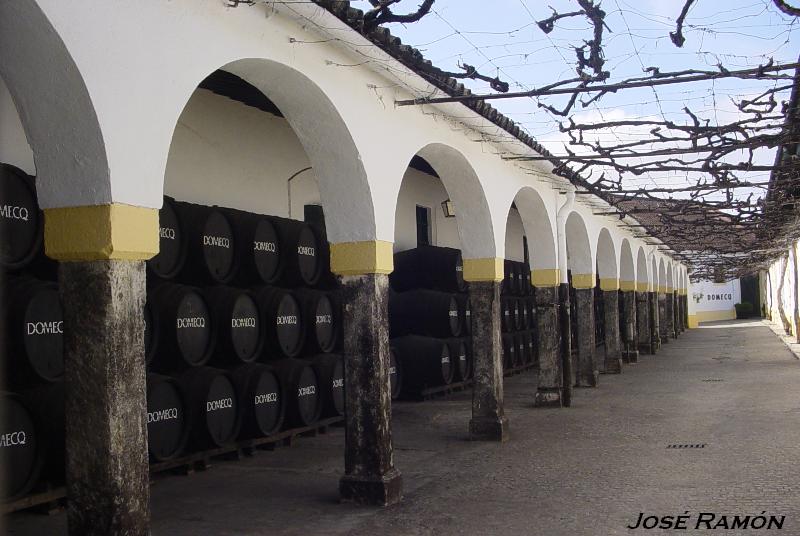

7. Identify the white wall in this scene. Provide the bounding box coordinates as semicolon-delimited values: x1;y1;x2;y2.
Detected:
164;88;320;221
764;241;800;336
393;167;460;253
688;279;741;324
504;208;525;262
0;76;35;175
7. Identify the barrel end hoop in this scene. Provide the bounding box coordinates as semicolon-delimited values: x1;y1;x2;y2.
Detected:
469;415;509;442
339;468;403;506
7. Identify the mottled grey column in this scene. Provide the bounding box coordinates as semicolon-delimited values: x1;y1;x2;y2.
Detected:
636;291;653;354
573;288;598;387
658;293;669;345
468;281;508;441
533;286;561;407
602;290;622;374
675;292;684;333
59;260;149;536
666;292;676;339
559;283;574;407
649;292;661;352
621;290;639;363
339;273;402;505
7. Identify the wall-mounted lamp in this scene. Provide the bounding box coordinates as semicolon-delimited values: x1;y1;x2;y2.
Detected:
441;198;456;218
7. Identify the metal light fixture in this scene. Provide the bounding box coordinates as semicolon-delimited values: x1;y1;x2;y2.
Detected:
441;198;456;218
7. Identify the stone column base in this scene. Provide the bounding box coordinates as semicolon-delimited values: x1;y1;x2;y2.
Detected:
533;387;562;407
340;469;403;506
469;415;509;442
639;342;654;355
576;371;599;387
602;358;623;374
622;349;639;363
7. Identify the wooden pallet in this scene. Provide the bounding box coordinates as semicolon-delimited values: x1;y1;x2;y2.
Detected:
2;416;344;515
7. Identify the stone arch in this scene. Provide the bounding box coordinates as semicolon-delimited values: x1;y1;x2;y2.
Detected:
667;261;675;290
166;59;376;246
596;228;618;284
0;1;108;209
658;258;667;292
620;238;635;286
566;211;593;284
393;143;496;260
637;247;649;289
511;186;557;280
652;255;660;291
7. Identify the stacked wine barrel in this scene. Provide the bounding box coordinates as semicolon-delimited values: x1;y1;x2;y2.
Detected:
1;164;64;503
144;197;345;463
388;245;472;398
501;260;537;372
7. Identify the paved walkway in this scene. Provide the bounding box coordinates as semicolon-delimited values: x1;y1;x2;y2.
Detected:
7;320;800;535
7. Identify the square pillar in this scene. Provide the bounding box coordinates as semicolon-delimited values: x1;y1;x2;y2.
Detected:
658;292;669;345
636;291;653;354
468;280;509;441
331;242;402;506
573;288;598;387
559;283;574;407
666;291;676;339
648;292;661;352
533;285;562;407
45;203;159;536
602;290;622;374
620;289;639;363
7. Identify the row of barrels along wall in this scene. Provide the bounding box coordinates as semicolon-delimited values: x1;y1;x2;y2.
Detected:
501;260;538;371
388;245;472;398
143;197;346;463
1;163;64;502
0;161;348;502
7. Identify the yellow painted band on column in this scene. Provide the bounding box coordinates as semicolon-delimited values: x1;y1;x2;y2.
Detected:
620;280;636;292
571;273;595;289
636;282;648;292
531;268;559;287
44;204;159;261
330;240;394;275
463;257;503;282
687;314;698;328
667;286;674;293
657;285;667;293
599;278;619;291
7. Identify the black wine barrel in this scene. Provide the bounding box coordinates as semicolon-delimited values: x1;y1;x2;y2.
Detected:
230;363;284;439
446;338;471;381
148;283;215;371
173;201;238;284
4;276;63;384
516;298;528;330
224;208;283;285
503;260;515;296
311;354;345;418
501;334;516;370
501;297;518;333
388;348;402;400
273;358;321;428
272;218;324;288
391;336;453;394
0;392;43;501
146;374;189;462
520;330;536;365
390;245;467;293
251;286;304;358
455;294;471;336
295;289;339;353
389;289;461;338
519;263;531;296
176;367;240;449
147;197;187;280
0;164;42;271
13;384;65;490
204;287;263;365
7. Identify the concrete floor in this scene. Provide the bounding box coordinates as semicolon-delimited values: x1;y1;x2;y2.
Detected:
6;319;800;535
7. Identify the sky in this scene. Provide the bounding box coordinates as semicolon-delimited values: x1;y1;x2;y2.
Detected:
350;0;800;203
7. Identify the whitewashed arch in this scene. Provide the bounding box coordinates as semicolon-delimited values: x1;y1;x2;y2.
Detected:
658;258;667;291
512;186;557;270
620;238;635;284
596;228;618;281
637;247;649;288
566;211;593;276
667;262;675;289
0;1;108;209
652;256;660;291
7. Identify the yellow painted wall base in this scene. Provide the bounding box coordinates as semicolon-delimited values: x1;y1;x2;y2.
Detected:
44;204;159;261
571;273;595;289
531;268;559;288
690;309;737;327
330;240;393;275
